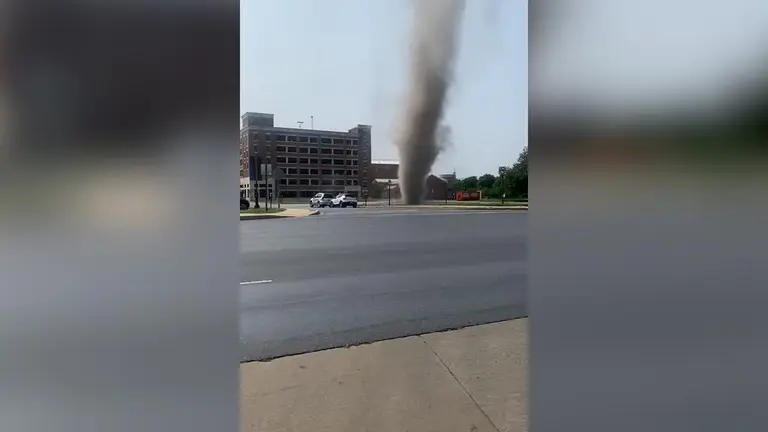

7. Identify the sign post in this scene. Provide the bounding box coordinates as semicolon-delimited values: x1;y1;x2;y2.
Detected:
272;167;284;209
249;155;261;209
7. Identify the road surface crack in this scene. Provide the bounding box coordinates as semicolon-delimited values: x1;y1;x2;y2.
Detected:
418;335;502;432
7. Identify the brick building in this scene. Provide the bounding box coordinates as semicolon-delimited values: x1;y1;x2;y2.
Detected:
239;112;372;199
368;160;452;201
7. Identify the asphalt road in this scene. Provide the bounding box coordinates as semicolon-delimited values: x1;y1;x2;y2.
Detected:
240;208;528;362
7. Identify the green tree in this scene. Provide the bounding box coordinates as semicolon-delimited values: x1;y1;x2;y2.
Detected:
504;146;528;198
462;176;479;190
478;173;496;189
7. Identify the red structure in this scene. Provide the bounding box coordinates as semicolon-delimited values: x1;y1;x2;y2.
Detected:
456;191;481;201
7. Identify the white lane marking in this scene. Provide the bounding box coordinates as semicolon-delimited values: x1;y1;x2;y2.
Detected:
240;279;273;285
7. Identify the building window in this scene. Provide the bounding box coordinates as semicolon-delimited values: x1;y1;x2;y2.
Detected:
299;158;309;164
346;160;353;166
299;179;310;186
276;135;287;142
333;169;345;176
334;179;345;186
352;150;358;156
333;138;344;145
276;146;286;152
287;157;298;164
286;167;298;175
287;147;297;153
300;169;309;175
310;179;320;186
320;138;332;144
276;157;286;163
346;179;355;185
309;147;319;154
279;179;287;185
309;137;318;143
300;147;309;154
322;179;333;186
321;148;332;155
353;180;359;185
334;159;345;166
353;170;358;176
299;136;309;143
345;139;352;145
310;169;319;175
352;160;358;165
321;169;333;175
287;136;298;142
333;149;344;155
352;140;358;146
310;158;319;164
321;159;333;165
288;179;298;185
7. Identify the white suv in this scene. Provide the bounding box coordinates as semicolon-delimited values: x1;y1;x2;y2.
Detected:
331;193;358;208
309;193;335;208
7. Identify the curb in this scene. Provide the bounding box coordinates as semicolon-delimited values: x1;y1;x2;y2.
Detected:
240;209;321;221
239;214;287;221
361;206;528;211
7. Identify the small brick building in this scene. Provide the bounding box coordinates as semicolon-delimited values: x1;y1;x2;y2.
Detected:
368;161;452;201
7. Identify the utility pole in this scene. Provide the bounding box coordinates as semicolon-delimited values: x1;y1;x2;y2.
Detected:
388;179;392;206
249;155;261;209
265;163;271;210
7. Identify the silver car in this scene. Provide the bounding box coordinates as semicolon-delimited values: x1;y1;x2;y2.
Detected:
309;192;335;208
331;193;358;208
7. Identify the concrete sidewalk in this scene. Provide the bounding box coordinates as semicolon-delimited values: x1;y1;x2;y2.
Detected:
363;205;528;211
240;208;318;220
240;319;528;432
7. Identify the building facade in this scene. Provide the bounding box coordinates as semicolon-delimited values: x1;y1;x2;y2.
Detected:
240;112;372;199
368;160;452;201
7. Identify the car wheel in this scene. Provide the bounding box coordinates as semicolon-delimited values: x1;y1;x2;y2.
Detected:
341;203;347;208
352;203;357;208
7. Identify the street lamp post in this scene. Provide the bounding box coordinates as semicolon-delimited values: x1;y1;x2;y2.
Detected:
388;180;392;206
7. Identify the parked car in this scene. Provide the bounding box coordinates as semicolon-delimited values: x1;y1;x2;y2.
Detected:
240;197;250;210
309;192;335;208
331;193;358;208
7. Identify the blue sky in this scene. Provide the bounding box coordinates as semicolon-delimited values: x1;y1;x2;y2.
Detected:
240;0;527;177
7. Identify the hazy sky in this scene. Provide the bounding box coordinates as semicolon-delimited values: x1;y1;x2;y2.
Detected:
240;0;527;177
